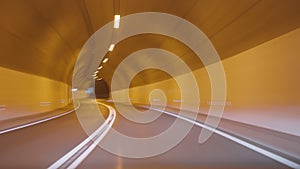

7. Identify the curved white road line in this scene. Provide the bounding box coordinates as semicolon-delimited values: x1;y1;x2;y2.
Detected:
48;102;116;169
149;107;300;169
0;103;81;135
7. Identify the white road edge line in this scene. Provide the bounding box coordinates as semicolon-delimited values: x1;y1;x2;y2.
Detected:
149;107;300;169
67;104;115;169
48;102;116;169
0;103;81;135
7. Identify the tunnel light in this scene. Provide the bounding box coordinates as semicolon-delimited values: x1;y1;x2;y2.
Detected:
97;66;103;70
108;44;115;51
114;15;120;29
71;88;78;92
40;102;51;106
93;76;98;79
103;58;109;63
95;70;99;73
0;105;6;111
173;99;184;103
153;98;161;102
97;78;103;81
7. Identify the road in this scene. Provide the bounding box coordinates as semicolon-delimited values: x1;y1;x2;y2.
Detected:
0;101;289;168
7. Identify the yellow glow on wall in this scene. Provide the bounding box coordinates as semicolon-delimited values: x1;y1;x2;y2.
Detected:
0;67;70;120
125;28;300;136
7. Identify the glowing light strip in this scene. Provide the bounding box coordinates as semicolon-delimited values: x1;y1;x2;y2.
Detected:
0;105;6;111
114;15;120;29
71;88;78;92
103;58;109;63
173;99;184;103
109;44;115;51
40;102;51;106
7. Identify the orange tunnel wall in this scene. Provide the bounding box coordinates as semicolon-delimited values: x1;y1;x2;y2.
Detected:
126;28;300;136
0;67;71;120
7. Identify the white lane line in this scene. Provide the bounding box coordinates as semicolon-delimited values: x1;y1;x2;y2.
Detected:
150;107;300;169
48;102;116;169
48;120;108;169
0;103;80;135
67;105;115;169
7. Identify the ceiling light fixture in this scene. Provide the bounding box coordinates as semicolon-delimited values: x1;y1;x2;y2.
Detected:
103;58;109;63
114;15;120;29
109;44;115;51
71;88;78;92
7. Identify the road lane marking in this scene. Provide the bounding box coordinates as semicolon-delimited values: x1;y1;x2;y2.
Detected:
149;107;300;168
48;102;116;169
0;103;80;135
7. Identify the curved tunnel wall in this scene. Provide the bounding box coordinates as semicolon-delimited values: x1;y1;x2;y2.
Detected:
0;1;86;120
0;67;70;120
126;28;300;136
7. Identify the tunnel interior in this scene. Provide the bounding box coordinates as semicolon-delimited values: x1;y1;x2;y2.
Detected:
0;1;300;168
0;0;299;135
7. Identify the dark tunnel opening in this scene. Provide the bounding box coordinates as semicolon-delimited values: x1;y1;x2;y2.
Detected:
95;80;110;98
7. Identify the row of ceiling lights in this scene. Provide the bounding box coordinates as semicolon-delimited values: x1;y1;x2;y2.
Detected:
93;14;120;81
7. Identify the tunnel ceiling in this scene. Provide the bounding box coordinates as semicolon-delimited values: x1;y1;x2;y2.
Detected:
0;0;300;87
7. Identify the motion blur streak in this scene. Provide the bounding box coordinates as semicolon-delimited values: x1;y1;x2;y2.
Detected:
0;103;80;135
0;0;300;168
149;107;300;168
48;102;116;169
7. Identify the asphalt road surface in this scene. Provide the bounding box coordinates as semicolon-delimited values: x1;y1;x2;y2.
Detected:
0;101;288;169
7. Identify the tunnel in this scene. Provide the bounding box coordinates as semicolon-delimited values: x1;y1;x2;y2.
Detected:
95;79;109;98
0;0;300;168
